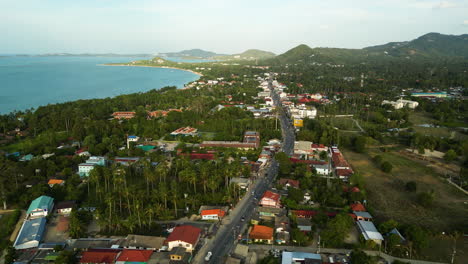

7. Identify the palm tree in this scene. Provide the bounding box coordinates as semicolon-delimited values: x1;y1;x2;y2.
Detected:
170;181;179;218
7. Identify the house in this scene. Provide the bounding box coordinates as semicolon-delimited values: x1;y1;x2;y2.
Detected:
48;179;65;187
294;141;313;156
258;207;284;219
169;247;190;262
27;195;54;218
356;220;384;245
311;144;328;153
164;225;202;252
249;225;273;244
230;177;251;189
200;209;226;220
80;250;120;264
114;157;140;166
278;178;300;189
170;127;198;137
350;203;366;212
243;131;260;148
115;249;153;264
127;135;139;149
119;235;165;251
78;163;96;177
386;228;406;243
281;252;322;264
352;211;373;221
79;156;106;177
19;154;34;162
297;218;312;232
112;111;136;119
312;163;330;175
260;191;281;208
56;201;76;215
13;217;46;249
275;216;290;244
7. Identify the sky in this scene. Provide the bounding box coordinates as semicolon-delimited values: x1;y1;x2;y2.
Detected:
1;0;467;54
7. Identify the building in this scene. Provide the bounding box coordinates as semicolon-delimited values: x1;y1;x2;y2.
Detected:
260;191;281;208
350;203;366;212
278;178;300;189
119;235;165;251
294;141;313;156
80;250;120;264
127;135;140;149
382;99;419;109
353;211;373;221
114;157;140;166
281;252;322;264
356;220;384;245
200;209;226;220
55;201;76;215
115;249;153;264
169;247;190;262
27;195;54;218
78;156;106;177
243;131;260;148
312;164;330;175
230;177;251;189
112;111;136;119
14;217;47;249
164;225;202;252
47;179;65;187
170;127;198;137
411;92;447;98
297;218;312;232
249;225;273;244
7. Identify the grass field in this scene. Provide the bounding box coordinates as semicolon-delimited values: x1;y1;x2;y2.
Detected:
409;112;467;140
343;148;468;263
342;148;468;232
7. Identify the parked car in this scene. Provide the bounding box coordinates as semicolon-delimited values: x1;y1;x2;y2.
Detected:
205;251;212;261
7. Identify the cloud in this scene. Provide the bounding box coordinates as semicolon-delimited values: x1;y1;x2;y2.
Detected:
409;0;458;9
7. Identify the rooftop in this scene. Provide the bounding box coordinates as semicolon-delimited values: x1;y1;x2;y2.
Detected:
165;225;202;245
116;249;153;262
357;220;384;241
26;195;54;215
249;225;273;240
14;217;46;249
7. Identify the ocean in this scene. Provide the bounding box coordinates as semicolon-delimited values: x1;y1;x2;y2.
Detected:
0;56;200;114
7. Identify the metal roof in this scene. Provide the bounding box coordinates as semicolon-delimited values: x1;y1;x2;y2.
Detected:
14;218;46;249
356;220;383;241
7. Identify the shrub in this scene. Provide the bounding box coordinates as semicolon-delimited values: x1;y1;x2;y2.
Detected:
381;161;393;173
405;181;417;192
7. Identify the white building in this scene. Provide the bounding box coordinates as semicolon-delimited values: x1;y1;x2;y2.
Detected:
382;99;419;109
356;220;384;245
312;164;330;175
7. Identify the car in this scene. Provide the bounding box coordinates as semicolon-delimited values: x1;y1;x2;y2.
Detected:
205;251;212;261
241;216;245;221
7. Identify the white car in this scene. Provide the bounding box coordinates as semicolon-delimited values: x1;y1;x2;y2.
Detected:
205;251;212;261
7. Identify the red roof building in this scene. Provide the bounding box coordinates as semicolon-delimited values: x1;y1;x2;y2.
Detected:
260;191;281;208
116;249;152;263
278;178;300;189
80;250;120;264
292;210;337;219
164;225;202;252
200;209;226;220
350;203;366;212
249;225;274;243
111;112;135;120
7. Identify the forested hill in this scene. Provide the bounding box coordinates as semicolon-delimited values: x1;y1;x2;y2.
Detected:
364;32;468;58
264;32;468;65
213;49;276;60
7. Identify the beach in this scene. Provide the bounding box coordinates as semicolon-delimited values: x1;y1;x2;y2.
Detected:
102;64;204;77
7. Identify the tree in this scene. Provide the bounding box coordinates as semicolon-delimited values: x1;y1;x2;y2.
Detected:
291;228;309;246
354;136;367;153
381;161;393;173
321;213;354;247
54;250;76;264
350;249;375;264
443;149;457;162
417;191;434;207
379;219;399;234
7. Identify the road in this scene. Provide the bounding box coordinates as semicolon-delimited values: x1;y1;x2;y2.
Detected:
192;76;296;264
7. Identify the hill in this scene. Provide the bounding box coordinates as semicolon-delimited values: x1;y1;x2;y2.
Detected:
265;33;468;65
364;32;468;58
158;49;224;58
214;49;275;60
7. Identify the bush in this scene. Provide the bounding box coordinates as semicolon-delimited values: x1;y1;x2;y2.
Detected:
417;191;435;207
443;149;457;162
381;161;393;173
405;181;417;192
373;155;383;165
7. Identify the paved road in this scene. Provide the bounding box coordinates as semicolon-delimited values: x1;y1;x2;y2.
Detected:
192;77;296;264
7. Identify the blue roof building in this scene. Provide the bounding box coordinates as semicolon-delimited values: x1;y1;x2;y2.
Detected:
281;252;322;264
14;217;47;249
27;195;54;218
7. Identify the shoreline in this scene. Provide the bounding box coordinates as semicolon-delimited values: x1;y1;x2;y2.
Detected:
101;64;204;77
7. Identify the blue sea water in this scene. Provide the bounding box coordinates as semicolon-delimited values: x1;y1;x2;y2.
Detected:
0;56;200;114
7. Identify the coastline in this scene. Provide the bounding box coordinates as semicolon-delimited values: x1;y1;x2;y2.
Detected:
101;64;203;77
